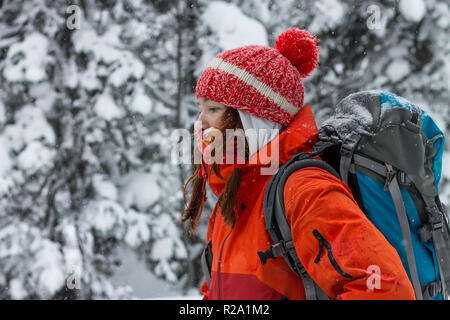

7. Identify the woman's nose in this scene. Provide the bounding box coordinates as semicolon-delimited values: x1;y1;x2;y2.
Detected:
197;113;209;129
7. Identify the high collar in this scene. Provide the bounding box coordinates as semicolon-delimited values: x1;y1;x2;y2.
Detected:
202;105;318;198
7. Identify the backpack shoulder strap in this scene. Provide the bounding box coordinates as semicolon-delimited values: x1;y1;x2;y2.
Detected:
260;155;340;300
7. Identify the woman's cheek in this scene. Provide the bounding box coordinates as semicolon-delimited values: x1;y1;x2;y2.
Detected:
213;111;226;127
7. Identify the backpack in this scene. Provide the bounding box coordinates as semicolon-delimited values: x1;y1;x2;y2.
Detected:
257;90;450;300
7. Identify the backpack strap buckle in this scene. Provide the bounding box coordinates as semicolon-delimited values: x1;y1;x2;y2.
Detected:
257;240;293;266
294;262;308;277
427;206;444;232
398;171;412;186
340;142;354;158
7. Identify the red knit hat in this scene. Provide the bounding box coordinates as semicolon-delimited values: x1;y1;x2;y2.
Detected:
195;28;320;126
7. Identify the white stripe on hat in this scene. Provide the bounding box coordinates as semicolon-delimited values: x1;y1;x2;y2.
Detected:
207;57;298;116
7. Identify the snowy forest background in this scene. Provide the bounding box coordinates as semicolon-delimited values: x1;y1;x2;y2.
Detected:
0;0;449;299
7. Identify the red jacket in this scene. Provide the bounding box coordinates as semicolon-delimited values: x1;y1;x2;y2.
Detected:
200;105;415;300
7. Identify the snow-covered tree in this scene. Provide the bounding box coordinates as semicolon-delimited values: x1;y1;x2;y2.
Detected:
0;0;207;299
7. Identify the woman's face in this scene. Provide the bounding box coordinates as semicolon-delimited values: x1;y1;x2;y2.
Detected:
196;98;227;130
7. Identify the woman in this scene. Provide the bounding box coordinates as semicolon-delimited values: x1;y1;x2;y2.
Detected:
182;28;415;300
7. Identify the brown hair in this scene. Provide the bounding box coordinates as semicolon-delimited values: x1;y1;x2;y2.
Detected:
182;107;249;234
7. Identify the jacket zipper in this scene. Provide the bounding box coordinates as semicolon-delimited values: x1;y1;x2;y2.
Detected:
217;229;233;300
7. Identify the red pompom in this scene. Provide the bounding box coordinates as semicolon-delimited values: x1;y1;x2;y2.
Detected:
275;28;320;78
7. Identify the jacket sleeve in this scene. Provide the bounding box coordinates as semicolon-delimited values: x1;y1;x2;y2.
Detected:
283;167;416;300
